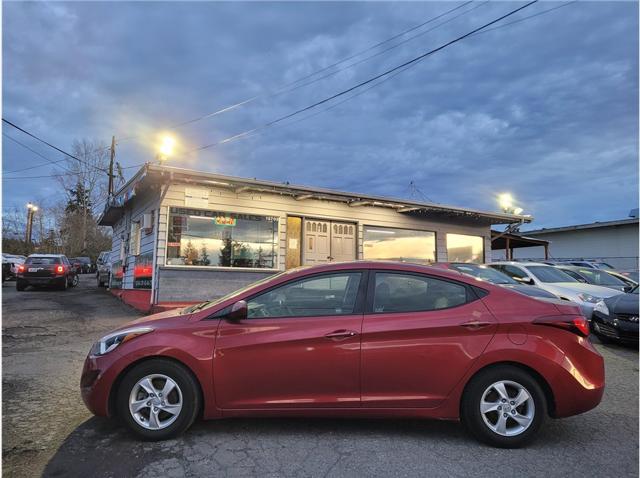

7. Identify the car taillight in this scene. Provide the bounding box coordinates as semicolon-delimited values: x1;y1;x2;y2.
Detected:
56;265;65;274
18;265;25;273
533;316;590;337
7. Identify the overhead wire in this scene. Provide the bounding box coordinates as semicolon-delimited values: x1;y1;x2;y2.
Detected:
190;0;540;154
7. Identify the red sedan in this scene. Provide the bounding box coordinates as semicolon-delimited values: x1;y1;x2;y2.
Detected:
81;261;604;447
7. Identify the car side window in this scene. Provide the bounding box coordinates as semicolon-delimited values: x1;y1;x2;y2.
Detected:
246;272;362;319
502;265;529;280
373;272;468;313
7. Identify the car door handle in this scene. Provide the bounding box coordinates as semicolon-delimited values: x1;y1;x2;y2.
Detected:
459;320;492;330
325;330;357;340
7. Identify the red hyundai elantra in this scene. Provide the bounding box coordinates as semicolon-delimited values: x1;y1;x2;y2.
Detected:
81;261;604;447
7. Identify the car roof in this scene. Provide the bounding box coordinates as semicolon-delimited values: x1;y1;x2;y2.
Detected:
489;261;550;267
28;254;66;257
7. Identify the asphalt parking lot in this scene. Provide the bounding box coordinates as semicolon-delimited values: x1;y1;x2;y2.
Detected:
2;278;638;478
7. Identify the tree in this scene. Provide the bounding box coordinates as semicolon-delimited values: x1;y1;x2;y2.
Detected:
200;243;210;266
54;139;110;252
183;240;199;265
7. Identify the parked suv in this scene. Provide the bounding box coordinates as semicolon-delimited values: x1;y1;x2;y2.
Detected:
16;254;79;291
96;251;111;287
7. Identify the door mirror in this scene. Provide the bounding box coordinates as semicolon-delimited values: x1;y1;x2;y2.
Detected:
514;276;534;285
227;300;248;321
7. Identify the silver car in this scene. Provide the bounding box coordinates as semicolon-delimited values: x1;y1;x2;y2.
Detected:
489;262;624;318
96;251;111;288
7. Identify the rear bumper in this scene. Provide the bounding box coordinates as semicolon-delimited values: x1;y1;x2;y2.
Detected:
592;312;639;343
18;276;65;286
550;336;605;418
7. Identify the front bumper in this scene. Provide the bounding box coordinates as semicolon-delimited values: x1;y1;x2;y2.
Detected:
80;352;123;417
592;311;639;343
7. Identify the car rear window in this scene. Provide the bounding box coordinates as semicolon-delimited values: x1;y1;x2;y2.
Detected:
25;257;60;265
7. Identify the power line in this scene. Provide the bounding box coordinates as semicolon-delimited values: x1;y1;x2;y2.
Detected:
3;163;146;180
235;0;577;144
2;118;110;173
114;2;478;143
2;132;73;173
192;0;539;153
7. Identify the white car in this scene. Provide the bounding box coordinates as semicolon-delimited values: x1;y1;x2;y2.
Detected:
489;262;624;319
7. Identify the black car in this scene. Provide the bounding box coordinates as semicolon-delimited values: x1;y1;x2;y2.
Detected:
592;286;639;344
75;256;94;274
16;254;79;291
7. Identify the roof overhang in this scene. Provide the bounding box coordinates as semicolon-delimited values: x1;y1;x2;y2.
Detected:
490;230;550;250
98;164;532;227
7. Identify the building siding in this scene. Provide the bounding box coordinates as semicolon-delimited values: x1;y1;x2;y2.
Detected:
501;223;639;269
149;181;494;302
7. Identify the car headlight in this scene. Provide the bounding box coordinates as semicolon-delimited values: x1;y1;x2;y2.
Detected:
90;327;154;356
593;300;609;316
577;293;601;304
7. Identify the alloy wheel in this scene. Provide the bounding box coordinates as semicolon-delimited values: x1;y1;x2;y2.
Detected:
480;380;535;436
128;374;183;430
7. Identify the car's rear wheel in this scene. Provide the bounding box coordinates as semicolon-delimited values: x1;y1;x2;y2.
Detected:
117;359;200;440
461;365;546;448
70;275;79;287
16;280;27;291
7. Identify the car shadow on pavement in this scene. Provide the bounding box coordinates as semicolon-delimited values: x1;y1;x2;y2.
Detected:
42;416;467;477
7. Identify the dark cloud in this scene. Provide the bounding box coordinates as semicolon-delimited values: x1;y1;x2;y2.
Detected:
3;1;638;227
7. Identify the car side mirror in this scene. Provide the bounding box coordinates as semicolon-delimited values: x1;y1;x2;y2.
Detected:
227;300;248;321
514;276;534;285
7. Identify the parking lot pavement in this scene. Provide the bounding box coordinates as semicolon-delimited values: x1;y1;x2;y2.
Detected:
2;280;638;478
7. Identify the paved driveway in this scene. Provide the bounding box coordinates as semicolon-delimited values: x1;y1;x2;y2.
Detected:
2;279;638;477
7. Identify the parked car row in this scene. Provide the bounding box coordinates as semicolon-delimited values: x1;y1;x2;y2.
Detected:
433;261;638;346
70;256;96;274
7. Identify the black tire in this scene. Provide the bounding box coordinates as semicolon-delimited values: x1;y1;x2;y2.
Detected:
16;280;27;291
116;359;201;441
59;277;68;291
461;365;547;448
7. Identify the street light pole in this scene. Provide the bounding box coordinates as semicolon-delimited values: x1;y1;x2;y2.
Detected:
25;203;38;245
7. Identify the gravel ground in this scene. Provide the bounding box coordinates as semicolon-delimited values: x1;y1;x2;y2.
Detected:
2;279;638;477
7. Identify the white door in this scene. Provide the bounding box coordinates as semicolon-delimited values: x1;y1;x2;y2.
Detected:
330;222;356;262
303;220;356;265
303;220;331;265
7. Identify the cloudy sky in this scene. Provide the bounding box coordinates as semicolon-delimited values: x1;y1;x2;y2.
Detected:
3;1;638;229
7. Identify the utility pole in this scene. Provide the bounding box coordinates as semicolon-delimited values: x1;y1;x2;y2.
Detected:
108;135;116;197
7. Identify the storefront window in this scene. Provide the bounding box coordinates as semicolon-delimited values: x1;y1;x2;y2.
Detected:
166;207;278;269
363;226;436;264
446;233;484;263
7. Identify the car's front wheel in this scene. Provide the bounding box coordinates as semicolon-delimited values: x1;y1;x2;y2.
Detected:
117;359;201;440
461;365;546;448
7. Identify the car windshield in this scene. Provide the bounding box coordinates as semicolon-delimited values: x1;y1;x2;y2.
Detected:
452;264;517;284
592;262;614;270
575;268;626;287
526;266;578;283
25;257;60;265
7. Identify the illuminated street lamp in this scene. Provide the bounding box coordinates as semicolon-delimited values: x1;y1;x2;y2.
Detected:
497;193;525;216
157;135;176;163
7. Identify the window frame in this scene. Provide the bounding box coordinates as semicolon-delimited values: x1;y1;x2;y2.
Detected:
364;270;481;315
164;206;280;271
222;269;371;320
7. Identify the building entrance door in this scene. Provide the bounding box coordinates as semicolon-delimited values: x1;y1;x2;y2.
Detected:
303;219;356;265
